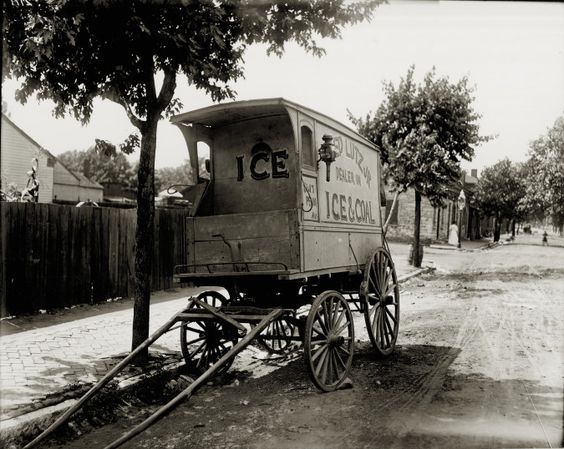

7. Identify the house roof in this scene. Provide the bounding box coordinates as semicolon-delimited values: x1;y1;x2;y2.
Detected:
1;113;57;163
2;113;102;190
72;170;103;190
464;172;478;185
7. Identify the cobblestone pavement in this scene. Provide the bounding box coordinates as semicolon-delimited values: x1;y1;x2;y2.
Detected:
0;240;445;423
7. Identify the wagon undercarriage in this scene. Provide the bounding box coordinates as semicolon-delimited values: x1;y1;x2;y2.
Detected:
25;248;399;449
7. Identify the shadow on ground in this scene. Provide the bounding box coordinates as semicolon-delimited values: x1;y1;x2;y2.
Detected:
39;343;563;449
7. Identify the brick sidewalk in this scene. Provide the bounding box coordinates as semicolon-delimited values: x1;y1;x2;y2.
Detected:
0;242;426;427
0;294;193;421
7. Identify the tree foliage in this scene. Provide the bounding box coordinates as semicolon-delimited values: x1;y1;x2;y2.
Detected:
475;158;526;220
3;0;378;132
3;0;380;353
350;66;489;265
350;66;489;205
58;146;137;187
475;158;526;241
154;157;208;193
521;116;564;230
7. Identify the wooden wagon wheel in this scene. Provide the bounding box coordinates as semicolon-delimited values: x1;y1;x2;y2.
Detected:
180;291;238;376
304;291;355;392
361;248;400;356
258;314;296;354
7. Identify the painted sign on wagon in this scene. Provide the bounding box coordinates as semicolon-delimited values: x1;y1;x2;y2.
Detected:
302;175;319;221
316;126;381;228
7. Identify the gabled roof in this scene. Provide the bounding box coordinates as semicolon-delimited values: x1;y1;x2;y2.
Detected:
2;113;44;150
1;113;57;163
72;170;103;190
2;113;102;190
464;172;478;185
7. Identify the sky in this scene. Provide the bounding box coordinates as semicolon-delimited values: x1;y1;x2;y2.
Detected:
2;0;563;174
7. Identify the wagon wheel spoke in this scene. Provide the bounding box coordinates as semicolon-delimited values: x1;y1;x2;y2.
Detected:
333;307;347;331
258;314;296;354
334;347;347;371
368;276;379;296
180;290;238;376
362;249;400;356
184;336;206;346
381;312;391;348
314;315;329;337
334;321;350;336
337;344;351;357
191;340;207;358
371;262;380;294
311;343;329;363
305;291;354;392
314;345;330;378
312;323;326;337
385;306;398;324
184;325;205;335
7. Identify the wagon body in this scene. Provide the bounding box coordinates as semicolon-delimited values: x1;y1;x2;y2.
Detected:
172;98;385;288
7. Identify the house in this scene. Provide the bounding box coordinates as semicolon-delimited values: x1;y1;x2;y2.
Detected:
99;181;136;206
1;113;102;204
1;113;55;203
52;159;103;204
383;169;481;243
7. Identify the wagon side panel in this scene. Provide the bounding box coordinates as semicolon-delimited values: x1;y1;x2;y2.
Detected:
190;210;300;272
299;119;384;273
302;227;382;272
212;116;296;216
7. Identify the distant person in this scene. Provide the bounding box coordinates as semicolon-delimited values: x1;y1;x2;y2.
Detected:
448;222;459;246
542;231;549;246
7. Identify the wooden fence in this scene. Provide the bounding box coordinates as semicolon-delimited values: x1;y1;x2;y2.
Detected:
0;202;188;316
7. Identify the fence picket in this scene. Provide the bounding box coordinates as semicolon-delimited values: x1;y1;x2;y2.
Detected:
0;203;189;316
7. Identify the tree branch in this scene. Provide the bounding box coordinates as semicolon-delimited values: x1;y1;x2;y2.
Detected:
156;68;177;115
103;88;145;131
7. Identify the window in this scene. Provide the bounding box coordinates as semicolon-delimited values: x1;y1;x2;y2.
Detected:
301;126;314;167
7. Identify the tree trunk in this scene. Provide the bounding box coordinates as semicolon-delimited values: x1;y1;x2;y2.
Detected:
511;219;516;237
131;117;158;361
493;215;501;242
410;190;422;267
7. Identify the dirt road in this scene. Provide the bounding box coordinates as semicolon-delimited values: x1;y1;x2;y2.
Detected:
45;242;564;449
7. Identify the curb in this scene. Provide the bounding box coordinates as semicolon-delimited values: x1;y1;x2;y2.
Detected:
397;266;435;283
4;266;434;447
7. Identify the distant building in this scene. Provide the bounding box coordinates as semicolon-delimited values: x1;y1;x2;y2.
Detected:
1;113;102;204
1;113;55;203
99;181;136;205
383;169;480;243
52;159;103;204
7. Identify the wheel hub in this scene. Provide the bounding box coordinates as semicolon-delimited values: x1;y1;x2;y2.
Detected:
328;334;345;347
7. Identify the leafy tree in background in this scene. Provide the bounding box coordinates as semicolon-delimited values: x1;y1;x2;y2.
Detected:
521;116;564;235
475;159;526;242
154;157;209;193
154;159;192;193
350;67;490;266
58;144;136;188
3;0;380;357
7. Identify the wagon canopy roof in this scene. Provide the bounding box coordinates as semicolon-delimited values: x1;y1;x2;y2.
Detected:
171;98;379;153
